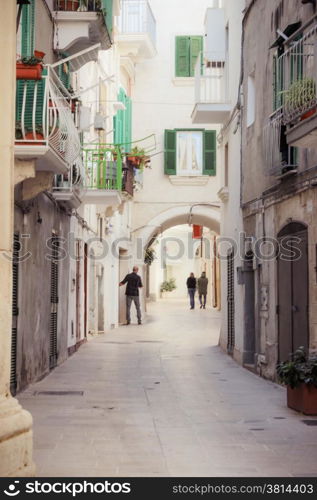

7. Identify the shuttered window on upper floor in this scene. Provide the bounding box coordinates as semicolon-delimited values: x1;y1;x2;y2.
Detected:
113;88;132;152
175;36;203;77
21;0;35;58
164;129;216;176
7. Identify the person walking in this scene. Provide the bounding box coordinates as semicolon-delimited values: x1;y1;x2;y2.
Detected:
186;272;196;310
119;266;143;325
198;271;208;309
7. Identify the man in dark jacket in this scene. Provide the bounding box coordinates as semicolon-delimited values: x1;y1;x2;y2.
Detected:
198;271;208;309
119;266;143;325
186;272;196;310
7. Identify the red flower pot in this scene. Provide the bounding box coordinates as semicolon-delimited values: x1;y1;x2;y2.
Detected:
127;155;141;166
287;384;317;415
300;108;316;121
16;63;42;80
34;50;45;60
19;132;45;146
58;0;79;10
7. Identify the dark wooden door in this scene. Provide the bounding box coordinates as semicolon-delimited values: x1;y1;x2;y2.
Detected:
227;249;235;354
76;240;81;343
278;223;308;361
49;235;59;370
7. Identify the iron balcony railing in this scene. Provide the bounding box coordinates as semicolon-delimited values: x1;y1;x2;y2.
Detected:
194;52;229;104
54;0;101;11
278;21;317;124
52;157;85;194
118;0;156;48
83;145;124;191
15;66;81;168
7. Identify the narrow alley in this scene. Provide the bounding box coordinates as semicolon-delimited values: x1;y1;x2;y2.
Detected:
19;301;317;478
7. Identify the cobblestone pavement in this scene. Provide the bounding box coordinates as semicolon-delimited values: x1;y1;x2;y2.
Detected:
19;300;317;477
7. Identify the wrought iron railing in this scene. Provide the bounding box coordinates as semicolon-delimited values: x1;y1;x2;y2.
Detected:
83;145;123;191
15;66;81;167
118;0;156;48
278;21;317;124
194;52;229;103
52;157;85;194
54;0;101;11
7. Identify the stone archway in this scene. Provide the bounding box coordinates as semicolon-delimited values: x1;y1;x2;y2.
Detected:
133;204;220;254
132;204;220;307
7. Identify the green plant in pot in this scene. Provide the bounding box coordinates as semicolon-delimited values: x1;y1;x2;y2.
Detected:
126;146;151;170
276;346;317;415
144;247;156;265
160;278;177;293
281;77;316;119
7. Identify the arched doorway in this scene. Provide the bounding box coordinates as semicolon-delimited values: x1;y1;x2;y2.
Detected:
277;222;309;361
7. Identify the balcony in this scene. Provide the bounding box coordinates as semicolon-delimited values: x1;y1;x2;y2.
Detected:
53;0;113;67
278;21;317;149
191;53;231;124
15;66;81;175
82;145;135;205
117;0;156;61
263;108;298;179
52;158;85;209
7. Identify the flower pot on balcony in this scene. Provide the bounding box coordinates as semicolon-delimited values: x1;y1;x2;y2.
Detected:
34;50;46;60
300;108;316;121
16;63;43;80
287;384;317;415
19;132;45;146
127;155;141;166
58;0;79;10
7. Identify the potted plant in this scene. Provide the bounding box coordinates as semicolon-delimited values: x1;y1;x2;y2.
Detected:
15;123;45;144
276;346;317;415
126;146;151;170
160;278;177;298
57;0;79;11
144;247;156;265
16;55;44;80
281;77;316;120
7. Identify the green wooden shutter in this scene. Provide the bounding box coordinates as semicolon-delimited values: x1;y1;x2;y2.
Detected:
125;95;132;153
175;37;190;77
16;76;45;131
102;0;113;39
58;61;71;90
189;36;203;77
21;0;35;58
203;130;216;176
273;54;283;111
164;130;176;175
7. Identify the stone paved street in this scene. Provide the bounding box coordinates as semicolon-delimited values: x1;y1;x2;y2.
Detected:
19;300;317;477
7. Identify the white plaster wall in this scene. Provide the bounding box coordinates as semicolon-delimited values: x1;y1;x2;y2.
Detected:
131;0;221;233
218;0;245;359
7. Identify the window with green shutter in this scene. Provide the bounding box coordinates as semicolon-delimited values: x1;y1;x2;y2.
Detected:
21;0;35;58
164;129;216;176
114;88;132;151
203;130;217;176
164;130;177;175
175;36;203;77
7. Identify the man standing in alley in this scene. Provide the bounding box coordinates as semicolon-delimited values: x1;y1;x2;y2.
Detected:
119;266;143;325
198;271;208;309
186;272;197;310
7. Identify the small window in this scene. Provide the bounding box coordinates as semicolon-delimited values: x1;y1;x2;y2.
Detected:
164;129;216;176
175;36;203;77
176;131;203;175
247;75;255;127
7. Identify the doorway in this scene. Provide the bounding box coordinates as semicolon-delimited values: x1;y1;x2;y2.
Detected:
227;248;235;354
277;222;309;361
